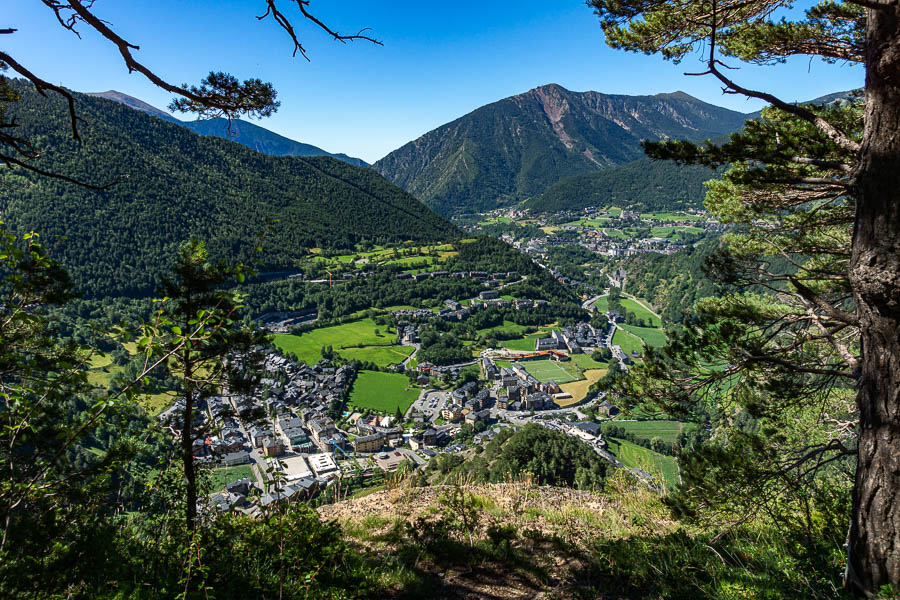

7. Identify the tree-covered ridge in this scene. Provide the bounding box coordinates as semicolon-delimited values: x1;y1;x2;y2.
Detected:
182;117;369;167
0;79;457;297
375;83;749;216
618;236;721;323
429;425;607;490
523;156;720;214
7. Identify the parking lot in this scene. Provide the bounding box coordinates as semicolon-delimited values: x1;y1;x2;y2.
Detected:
409;390;449;423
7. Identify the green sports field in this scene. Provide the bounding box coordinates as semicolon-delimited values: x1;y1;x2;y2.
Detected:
522;360;578;384
348;371;420;414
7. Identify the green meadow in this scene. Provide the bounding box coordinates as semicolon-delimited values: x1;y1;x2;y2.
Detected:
273;318;411;367
348;371;420;414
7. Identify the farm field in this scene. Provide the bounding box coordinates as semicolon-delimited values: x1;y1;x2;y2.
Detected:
558;369;605;406
348;371;420;414
620;298;661;327
593;296;609;313
605;437;680;489
602;228;628;239
310;243;455;269
619;324;667;348
522;360;578;384
272;318;398;365
613;328;645;356
208;465;254;489
602;420;697;444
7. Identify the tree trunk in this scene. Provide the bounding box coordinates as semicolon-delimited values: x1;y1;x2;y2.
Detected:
182;360;197;533
847;4;900;596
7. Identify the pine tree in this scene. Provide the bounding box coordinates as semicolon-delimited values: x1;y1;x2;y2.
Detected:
588;0;899;593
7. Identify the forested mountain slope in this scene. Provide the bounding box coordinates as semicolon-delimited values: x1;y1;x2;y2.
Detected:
619;236;721;323
375;84;748;215
1;81;456;297
87;90;369;166
524;156;719;213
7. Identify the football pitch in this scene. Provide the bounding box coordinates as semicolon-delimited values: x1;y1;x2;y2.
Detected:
522;360;578;384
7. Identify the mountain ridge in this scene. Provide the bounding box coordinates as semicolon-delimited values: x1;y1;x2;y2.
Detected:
86;90;369;167
374;83;751;216
1;80;455;297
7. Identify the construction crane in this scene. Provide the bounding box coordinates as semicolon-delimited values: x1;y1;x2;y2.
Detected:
324;269;334;288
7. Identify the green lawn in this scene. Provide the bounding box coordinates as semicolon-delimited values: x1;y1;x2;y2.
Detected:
500;332;552;352
478;216;514;226
273;318;399;365
207;465;254;490
603;228;628;239
605;437;680;489
564;218;612;229
569;354;608;370
477;321;533;337
522;360;578;384
613;328;645;356
593;296;609;313
620;298;661;327
602;420;697;444
619;324;667;348
340;345;414;366
348;371;420;414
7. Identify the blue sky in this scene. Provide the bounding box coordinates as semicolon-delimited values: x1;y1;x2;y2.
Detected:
6;1;863;163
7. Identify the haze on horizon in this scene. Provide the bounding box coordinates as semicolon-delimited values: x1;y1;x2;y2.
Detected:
6;0;864;163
